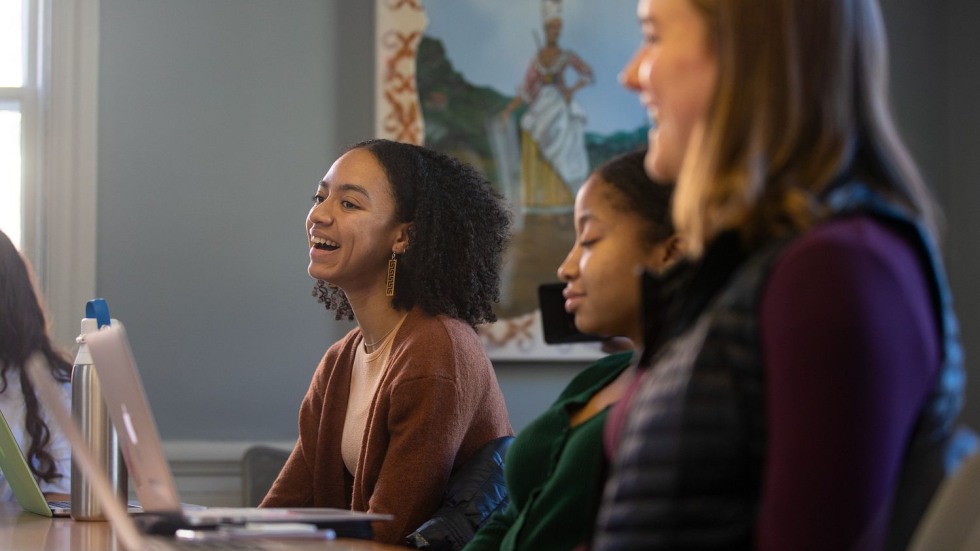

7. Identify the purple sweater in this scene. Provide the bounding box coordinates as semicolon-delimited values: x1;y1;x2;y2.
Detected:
757;216;939;550
605;215;940;550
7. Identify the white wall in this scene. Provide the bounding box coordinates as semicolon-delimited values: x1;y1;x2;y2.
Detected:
94;0;980;458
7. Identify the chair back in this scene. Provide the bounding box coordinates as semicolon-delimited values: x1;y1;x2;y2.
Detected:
241;445;291;507
906;449;980;551
406;435;514;550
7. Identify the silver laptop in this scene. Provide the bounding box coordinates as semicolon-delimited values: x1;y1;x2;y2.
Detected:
80;324;390;532
25;353;355;551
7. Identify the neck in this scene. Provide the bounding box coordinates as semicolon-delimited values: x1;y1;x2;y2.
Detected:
347;288;407;348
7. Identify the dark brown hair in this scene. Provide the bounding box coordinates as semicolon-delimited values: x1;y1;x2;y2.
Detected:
0;230;73;483
596;148;674;248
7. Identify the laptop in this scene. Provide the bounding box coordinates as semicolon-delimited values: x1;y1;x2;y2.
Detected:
0;405;71;517
25;353;358;550
79;324;390;536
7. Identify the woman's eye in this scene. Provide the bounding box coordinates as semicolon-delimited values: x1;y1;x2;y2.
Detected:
311;194;324;205
341;200;358;210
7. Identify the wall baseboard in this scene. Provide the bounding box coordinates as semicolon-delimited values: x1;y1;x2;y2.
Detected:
162;440;294;507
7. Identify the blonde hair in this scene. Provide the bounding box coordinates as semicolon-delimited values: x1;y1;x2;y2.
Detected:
674;0;939;256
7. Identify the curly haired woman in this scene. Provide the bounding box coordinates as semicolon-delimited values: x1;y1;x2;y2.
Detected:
261;139;513;544
0;229;72;503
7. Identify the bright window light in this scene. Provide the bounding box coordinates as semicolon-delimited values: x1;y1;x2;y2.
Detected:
0;110;22;247
0;0;24;87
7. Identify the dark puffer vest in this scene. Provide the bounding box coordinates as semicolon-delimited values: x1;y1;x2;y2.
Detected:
593;181;970;551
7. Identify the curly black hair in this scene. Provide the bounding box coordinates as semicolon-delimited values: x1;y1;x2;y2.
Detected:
596;148;675;247
0;230;73;484
315;139;511;327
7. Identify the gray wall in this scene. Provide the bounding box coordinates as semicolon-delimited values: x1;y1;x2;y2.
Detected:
882;0;980;427
96;0;980;442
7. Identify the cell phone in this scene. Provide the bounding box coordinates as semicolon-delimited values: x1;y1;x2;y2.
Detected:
538;282;603;344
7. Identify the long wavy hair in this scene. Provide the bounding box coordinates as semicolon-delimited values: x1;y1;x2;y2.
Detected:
674;0;939;255
0;230;73;483
315;139;511;327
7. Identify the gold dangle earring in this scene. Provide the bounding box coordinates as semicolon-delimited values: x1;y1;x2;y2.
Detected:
385;253;397;297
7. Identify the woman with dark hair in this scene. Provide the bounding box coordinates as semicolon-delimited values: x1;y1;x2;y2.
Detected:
0;229;72;502
465;149;681;551
261;139;513;544
593;0;970;550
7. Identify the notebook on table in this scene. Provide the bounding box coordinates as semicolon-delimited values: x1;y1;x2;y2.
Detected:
81;324;390;538
25;353;364;551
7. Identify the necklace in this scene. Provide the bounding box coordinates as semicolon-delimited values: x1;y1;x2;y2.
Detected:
363;319;401;352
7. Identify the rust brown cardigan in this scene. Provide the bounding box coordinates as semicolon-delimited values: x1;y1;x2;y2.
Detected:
261;309;513;544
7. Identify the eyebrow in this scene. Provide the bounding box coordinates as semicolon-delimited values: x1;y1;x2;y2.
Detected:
575;212;597;232
319;181;371;199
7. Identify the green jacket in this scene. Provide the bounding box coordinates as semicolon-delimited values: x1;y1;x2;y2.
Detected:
465;351;634;551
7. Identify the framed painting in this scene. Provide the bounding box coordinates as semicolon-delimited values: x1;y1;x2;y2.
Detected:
376;0;648;360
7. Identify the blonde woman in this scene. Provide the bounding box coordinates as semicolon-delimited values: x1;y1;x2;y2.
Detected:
595;1;969;550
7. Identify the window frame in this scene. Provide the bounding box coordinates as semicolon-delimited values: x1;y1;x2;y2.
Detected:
20;0;100;350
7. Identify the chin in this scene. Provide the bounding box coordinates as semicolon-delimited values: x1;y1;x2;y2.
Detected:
574;320;599;337
647;148;680;182
308;267;333;282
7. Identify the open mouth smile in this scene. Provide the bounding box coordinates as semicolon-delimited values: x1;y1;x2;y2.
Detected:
311;236;340;251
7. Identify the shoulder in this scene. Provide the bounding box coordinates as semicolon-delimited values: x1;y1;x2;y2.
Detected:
768;215;925;295
396;311;481;352
761;214;936;346
318;326;360;359
782;215;913;260
390;311;490;381
310;327;361;380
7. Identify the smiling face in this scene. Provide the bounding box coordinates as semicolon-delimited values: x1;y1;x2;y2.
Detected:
621;0;717;181
306;148;409;296
557;175;669;342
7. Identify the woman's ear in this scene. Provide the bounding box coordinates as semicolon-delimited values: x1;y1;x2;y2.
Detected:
661;234;685;266
646;234;685;273
392;222;413;255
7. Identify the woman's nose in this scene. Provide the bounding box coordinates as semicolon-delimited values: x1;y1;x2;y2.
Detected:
620;49;643;91
557;247;579;281
308;201;333;224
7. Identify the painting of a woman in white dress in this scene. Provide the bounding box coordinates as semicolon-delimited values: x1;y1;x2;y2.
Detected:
498;0;594;213
376;0;646;358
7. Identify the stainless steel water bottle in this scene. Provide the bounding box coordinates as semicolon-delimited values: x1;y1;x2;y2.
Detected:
70;317;128;520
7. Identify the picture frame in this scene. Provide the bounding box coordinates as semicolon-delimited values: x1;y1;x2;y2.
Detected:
375;0;647;360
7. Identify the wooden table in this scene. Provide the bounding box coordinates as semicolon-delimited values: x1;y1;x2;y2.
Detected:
0;502;405;550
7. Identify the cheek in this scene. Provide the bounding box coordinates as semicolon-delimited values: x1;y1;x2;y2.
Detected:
676;54;717;121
